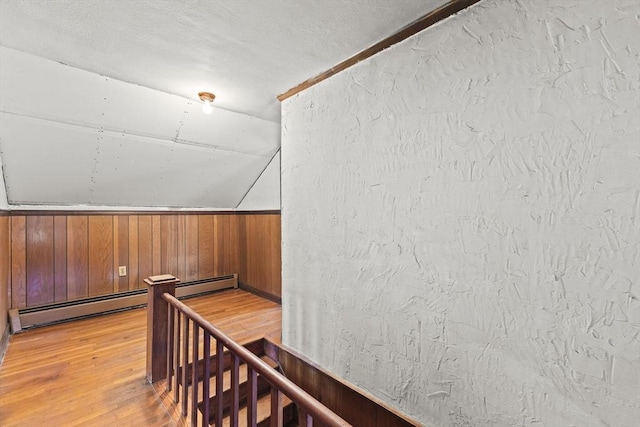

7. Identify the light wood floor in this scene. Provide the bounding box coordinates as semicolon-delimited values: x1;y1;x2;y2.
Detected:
0;289;282;427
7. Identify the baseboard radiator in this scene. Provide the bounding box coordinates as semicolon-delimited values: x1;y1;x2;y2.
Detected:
8;274;238;333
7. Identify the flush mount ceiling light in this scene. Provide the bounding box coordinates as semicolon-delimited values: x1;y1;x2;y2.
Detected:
198;91;215;114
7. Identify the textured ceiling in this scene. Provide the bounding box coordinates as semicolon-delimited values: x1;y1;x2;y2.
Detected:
0;0;448;122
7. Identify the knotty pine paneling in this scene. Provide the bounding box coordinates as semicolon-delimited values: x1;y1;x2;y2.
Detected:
6;213;281;310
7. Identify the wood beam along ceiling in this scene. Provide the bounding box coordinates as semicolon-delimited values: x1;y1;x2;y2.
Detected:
277;0;482;101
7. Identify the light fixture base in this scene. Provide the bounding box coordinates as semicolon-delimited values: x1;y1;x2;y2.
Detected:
198;92;215;102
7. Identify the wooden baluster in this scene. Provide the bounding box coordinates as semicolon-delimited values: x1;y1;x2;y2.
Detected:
247;367;258;426
166;305;174;392
191;323;200;426
174;312;181;404
181;316;190;417
230;353;240;427
271;388;283;427
298;408;311;427
202;331;211;427
215;340;224;427
160;292;352;427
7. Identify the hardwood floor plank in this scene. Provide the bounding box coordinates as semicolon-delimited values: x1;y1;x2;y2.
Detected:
0;289;281;427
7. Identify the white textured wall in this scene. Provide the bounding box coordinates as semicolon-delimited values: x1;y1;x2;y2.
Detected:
281;1;640;425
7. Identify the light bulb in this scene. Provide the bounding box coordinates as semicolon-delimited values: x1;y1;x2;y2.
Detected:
202;101;213;114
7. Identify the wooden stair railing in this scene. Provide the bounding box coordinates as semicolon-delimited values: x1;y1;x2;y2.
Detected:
145;274;351;427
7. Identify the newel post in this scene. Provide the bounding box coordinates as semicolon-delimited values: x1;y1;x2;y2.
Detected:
145;274;180;383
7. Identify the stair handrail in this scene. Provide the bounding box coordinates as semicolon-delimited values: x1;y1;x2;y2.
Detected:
163;292;351;426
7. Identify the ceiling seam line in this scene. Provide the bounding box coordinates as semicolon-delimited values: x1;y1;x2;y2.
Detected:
234;148;280;210
0;110;272;158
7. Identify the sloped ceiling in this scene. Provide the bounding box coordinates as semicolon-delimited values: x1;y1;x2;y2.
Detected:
0;47;280;209
0;0;449;209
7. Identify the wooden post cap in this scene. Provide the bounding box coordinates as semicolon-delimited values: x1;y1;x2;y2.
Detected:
144;274;180;286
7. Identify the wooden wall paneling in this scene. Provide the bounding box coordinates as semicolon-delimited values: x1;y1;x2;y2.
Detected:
222;215;237;274
4;217;10;312
0;217;10;293
113;215;129;292
265;215;274;294
237;215;248;285
245;214;253;285
211;215;218;276
198;215;215;278
176;215;187;282
185;215;199;281
10;216;26;309
25;216;55;306
160;215;178;277
236;214;282;300
67;216;89;300
128;215;139;290
375;407;415;427
261;215;272;295
258;215;266;289
249;214;257;286
334;381;377;426
269;215;282;297
151;215;161;275
222;215;230;275
245;215;255;287
279;348;413;427
0;217;8;356
253;215;263;289
245;215;253;286
0;217;9;322
229;214;240;275
213;215;222;276
53;216;67;302
6;212;280;308
137;216;153;286
112;215;120;291
88;216;114;296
